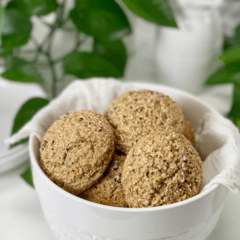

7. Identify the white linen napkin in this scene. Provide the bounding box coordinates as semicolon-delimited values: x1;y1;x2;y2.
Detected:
6;78;240;197
195;113;240;194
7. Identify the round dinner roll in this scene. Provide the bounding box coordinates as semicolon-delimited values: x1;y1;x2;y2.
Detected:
79;150;127;207
104;89;185;154
121;129;203;208
39;110;115;195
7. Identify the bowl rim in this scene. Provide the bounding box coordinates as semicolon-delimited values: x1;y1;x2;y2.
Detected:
30;81;221;212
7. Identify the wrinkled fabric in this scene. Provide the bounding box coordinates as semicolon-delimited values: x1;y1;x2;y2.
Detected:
6;78;240;197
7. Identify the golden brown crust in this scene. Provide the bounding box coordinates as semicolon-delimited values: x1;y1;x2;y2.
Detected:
104;90;185;154
121;129;203;208
183;120;195;146
79;150;128;207
39;110;115;195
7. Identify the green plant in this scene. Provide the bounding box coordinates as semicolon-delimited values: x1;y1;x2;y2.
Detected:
205;24;240;127
0;0;3;30
0;0;176;186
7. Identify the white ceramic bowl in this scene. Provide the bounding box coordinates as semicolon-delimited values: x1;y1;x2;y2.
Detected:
29;83;229;240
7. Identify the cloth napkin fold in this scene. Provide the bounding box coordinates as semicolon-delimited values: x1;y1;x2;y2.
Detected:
6;78;240;197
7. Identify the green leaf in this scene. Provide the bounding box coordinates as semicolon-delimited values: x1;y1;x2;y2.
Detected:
63;51;122;78
228;83;240;126
70;0;131;41
12;97;49;134
10;137;29;149
2;56;44;84
223;24;240;51
220;45;240;63
122;0;177;27
30;0;58;16
2;68;43;83
237;120;240;129
6;0;30;15
21;166;34;187
205;62;240;86
6;0;58;16
236;24;240;43
0;48;13;57
1;8;32;49
93;39;127;73
11;98;49;148
0;1;3;31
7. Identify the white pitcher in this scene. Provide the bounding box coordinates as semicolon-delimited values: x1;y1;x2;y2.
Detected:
155;0;223;93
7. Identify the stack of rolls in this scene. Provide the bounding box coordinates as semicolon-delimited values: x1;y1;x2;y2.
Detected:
39;89;203;208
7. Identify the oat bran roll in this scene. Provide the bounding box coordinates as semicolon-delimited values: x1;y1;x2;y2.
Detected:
104;89;185;153
39;110;115;195
121;129;203;208
79;150;128;207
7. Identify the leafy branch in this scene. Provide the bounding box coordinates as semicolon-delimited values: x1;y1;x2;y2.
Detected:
0;0;177;186
205;24;240;127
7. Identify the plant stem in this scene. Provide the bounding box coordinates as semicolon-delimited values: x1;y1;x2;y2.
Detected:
20;49;38;54
75;32;82;50
38;18;53;28
32;33;86;67
48;54;58;99
31;37;45;62
31;3;65;64
60;27;76;32
11;0;81;99
47;0;66;98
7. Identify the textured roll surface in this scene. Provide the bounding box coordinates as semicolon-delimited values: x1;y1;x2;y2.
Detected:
79;150;127;207
183;120;195;146
39;110;115;195
122;129;203;208
104;90;185;153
